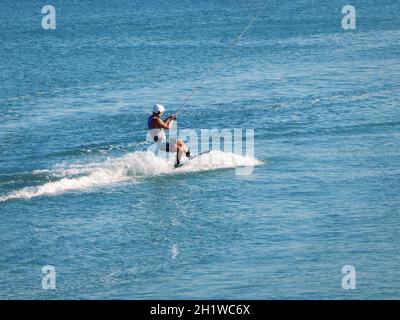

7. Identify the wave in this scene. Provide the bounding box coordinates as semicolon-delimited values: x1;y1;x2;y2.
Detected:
0;150;261;202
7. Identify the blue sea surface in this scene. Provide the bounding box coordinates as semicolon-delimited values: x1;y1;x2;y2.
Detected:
0;0;399;299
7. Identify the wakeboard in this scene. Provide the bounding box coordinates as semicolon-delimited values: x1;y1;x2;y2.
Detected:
174;150;211;168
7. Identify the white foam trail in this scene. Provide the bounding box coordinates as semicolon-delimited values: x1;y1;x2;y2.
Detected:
175;150;261;173
0;150;262;202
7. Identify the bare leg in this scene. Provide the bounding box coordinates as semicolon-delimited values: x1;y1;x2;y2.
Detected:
176;139;190;157
167;139;191;165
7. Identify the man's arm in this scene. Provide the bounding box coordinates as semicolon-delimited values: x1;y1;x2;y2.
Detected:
163;115;177;128
155;116;175;129
163;114;176;123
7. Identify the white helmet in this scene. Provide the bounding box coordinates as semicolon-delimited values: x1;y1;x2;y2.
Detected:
153;103;165;114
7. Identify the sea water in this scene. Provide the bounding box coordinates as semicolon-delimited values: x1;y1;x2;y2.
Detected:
0;0;399;299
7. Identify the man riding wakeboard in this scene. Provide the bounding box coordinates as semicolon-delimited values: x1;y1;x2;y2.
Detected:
147;104;191;166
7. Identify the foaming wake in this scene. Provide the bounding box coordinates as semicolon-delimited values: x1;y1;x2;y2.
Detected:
0;151;261;202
